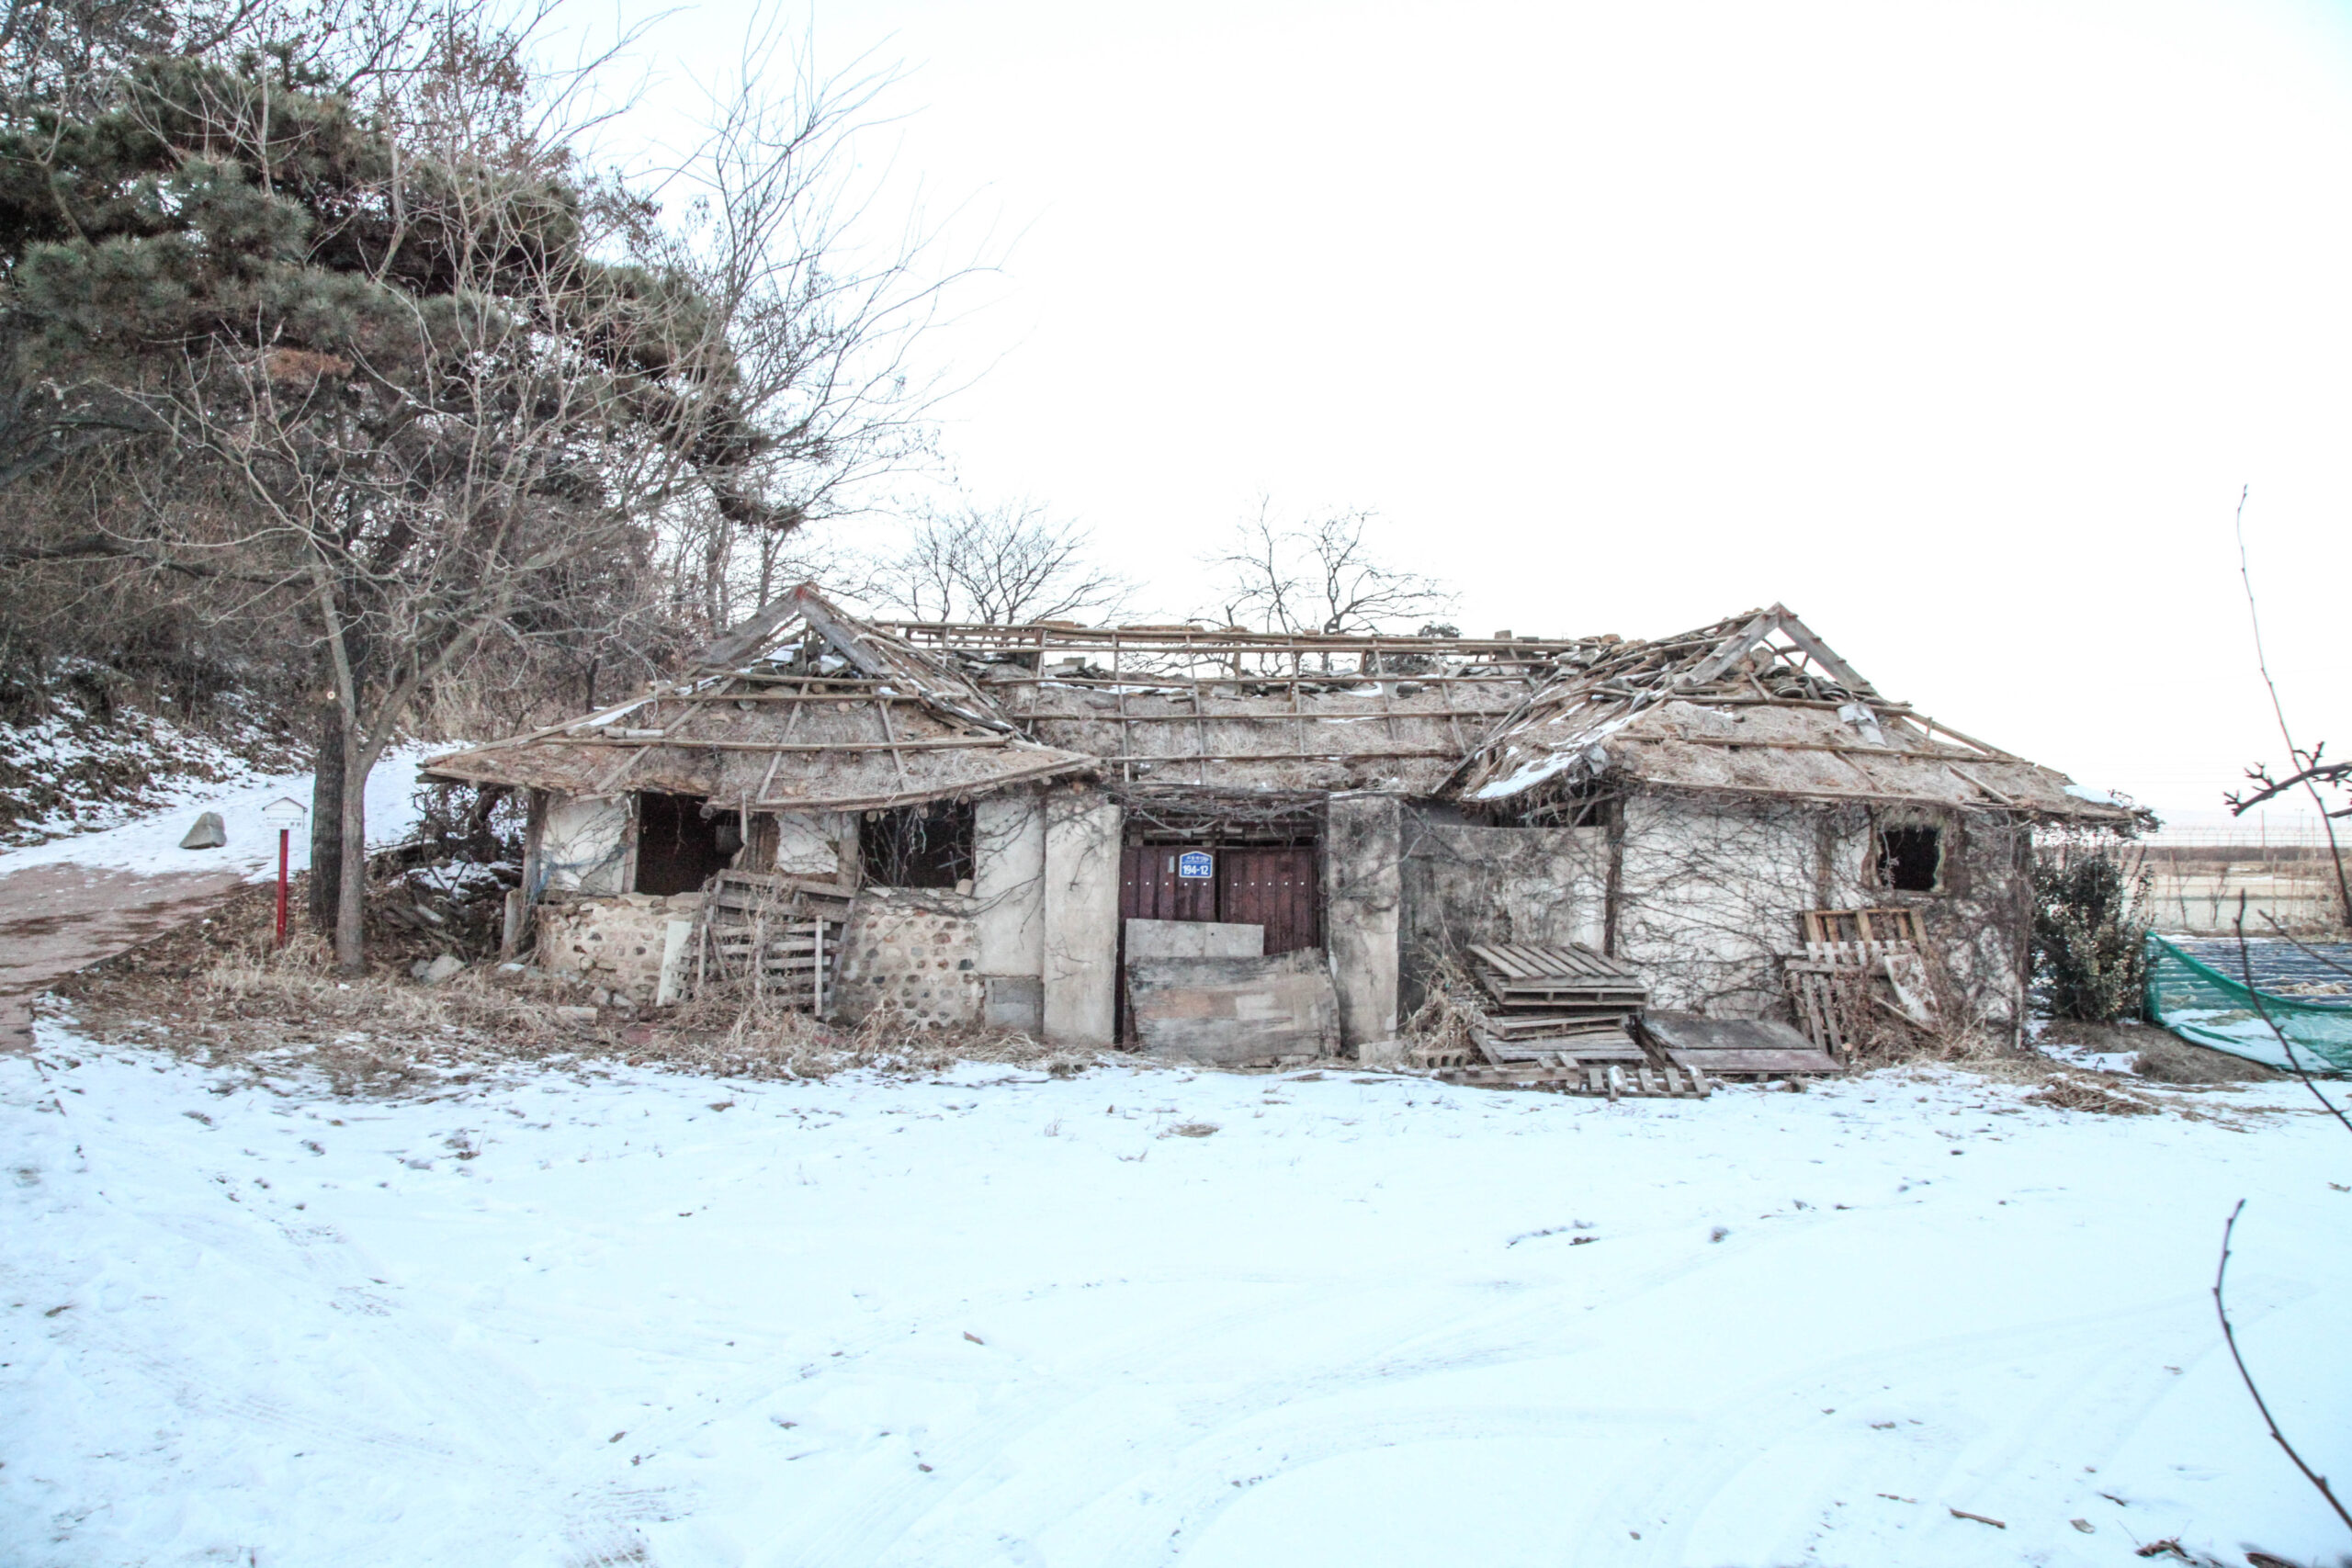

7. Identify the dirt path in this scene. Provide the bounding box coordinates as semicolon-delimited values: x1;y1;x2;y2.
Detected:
0;863;250;1046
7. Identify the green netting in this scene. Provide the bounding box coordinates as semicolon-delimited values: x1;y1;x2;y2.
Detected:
2144;936;2352;1072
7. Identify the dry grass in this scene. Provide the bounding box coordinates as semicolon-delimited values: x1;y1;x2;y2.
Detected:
2022;1069;2161;1116
1397;953;1484;1069
50;881;1109;1099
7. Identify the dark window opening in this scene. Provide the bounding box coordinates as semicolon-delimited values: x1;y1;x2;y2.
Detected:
635;792;738;895
861;801;975;888
1877;825;1943;893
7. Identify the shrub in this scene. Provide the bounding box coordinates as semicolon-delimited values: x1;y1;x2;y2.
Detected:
2033;851;2152;1021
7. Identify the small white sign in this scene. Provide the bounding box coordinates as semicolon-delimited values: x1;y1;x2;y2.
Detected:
261;796;309;829
1176;850;1215;880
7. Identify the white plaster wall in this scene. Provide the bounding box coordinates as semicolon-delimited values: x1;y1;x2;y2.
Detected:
1613;795;2030;1027
974;792;1046;978
1614;795;1814;1014
1041;786;1121;1044
539;795;630;897
770;810;852;877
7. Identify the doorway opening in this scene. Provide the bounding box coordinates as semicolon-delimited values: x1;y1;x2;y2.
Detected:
634;792;739;895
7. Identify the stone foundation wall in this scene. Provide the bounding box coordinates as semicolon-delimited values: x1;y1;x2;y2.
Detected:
831;889;984;1026
536;893;698;1001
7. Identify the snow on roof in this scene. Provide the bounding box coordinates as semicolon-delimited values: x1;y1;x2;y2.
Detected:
1447;605;2138;822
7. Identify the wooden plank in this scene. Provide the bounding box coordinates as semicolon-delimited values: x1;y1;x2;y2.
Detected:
1662;1046;1842;1076
1467;942;1531;979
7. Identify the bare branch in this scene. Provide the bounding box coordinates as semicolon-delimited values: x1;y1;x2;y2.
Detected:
1204;502;1454;638
865;500;1127;626
2213;1200;2352;1534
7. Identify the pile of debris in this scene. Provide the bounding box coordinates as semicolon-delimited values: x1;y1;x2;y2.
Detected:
1420;943;1710;1098
1408;939;1860;1097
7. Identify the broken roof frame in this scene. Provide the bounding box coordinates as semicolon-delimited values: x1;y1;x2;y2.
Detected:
424;587;2139;827
422;584;1096;811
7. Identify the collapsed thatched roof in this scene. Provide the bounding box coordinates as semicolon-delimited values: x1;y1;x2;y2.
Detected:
1447;605;2139;823
886;618;1578;795
422;585;1094;810
428;592;2137;825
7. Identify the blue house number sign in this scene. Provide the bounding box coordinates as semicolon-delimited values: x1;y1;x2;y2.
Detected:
1176;851;1215;879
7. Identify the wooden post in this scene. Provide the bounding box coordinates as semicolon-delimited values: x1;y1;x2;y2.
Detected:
276;829;290;948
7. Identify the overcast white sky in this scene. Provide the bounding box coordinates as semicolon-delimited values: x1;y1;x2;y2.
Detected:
604;0;2350;825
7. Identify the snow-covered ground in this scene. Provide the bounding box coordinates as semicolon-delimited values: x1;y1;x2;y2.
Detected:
0;748;429;883
5;1041;2346;1567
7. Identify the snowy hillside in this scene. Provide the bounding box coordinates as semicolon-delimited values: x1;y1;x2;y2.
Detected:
0;689;305;849
0;746;430;882
4;1039;2346;1567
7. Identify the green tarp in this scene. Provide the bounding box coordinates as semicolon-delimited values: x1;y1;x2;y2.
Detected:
2144;936;2352;1072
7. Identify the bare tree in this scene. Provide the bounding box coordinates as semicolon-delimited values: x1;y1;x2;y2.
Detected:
2225;486;2352;928
865;499;1127;625
1204;502;1453;637
647;21;990;638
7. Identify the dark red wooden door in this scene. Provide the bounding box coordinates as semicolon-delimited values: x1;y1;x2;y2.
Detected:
1120;846;1219;924
1217;848;1318;954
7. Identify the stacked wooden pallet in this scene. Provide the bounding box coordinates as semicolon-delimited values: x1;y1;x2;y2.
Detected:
1464;942;1650;1055
695;870;852;1011
1416;942;1702;1095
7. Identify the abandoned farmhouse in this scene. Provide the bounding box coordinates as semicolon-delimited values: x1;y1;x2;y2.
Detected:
424;586;2136;1071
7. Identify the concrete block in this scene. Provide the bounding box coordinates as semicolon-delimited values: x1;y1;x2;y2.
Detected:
1127;949;1341;1065
983;974;1045;1032
653;919;695;1006
1325;793;1401;1047
1124;919;1262;960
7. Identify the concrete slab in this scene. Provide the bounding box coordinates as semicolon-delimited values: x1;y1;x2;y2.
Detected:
1124;919;1262;960
1127;948;1340;1065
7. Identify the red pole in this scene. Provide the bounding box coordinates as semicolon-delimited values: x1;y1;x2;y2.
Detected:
276;827;289;949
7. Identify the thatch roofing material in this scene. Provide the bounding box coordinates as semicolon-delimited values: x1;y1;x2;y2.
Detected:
1453;604;2136;824
428;590;2134;825
1007;679;1534;793
424;586;1094;809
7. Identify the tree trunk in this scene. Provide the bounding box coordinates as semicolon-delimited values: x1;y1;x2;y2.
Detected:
308;694;345;933
334;725;369;974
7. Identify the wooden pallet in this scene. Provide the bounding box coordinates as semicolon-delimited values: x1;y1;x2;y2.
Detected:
1438;1060;1711;1099
1476;1027;1648;1065
1638;1013;1843;1077
1785;965;1847;1056
1800;908;1922;947
695;871;848;1010
1466;943;1649;1015
1785;908;1939;1054
1480;1010;1635;1042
